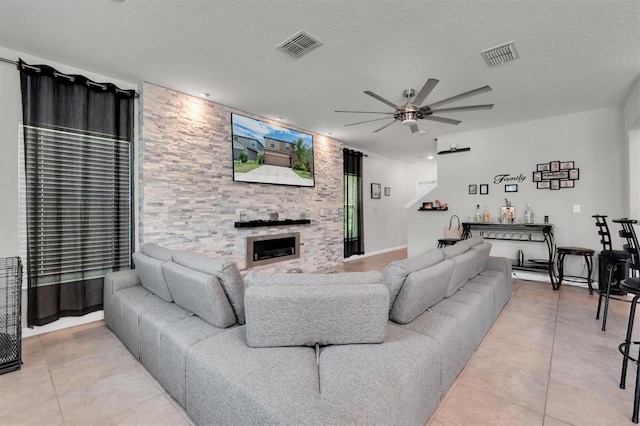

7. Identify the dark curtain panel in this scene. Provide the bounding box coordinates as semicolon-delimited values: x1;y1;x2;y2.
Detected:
19;59;136;327
344;148;364;257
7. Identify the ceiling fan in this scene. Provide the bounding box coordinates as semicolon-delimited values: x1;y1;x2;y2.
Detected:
336;78;493;133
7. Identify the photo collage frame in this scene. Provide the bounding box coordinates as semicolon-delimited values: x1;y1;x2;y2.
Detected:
532;161;579;190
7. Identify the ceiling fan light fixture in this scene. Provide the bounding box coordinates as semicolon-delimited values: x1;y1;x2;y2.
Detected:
400;110;418;125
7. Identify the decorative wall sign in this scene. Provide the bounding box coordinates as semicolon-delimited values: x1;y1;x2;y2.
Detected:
533;160;579;190
493;173;526;184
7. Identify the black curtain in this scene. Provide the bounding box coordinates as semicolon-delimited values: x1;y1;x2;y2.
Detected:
344;148;364;257
19;59;136;327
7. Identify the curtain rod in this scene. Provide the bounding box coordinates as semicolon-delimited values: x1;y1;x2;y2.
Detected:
0;56;139;97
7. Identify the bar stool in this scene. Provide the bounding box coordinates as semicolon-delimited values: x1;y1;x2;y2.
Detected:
437;238;459;248
556;246;595;294
615;218;640;423
593;215;629;331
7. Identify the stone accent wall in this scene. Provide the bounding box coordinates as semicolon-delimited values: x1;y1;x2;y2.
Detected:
139;82;344;272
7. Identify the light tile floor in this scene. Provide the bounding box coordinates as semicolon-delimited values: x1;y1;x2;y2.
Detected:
2;249;640;425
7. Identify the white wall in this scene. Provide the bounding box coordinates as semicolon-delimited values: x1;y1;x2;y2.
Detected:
625;75;640;217
343;148;408;256
407;107;627;279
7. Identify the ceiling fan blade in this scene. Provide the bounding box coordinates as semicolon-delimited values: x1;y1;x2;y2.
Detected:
427;85;492;109
364;91;399;109
373;120;398;133
412;78;439;106
422;115;462;125
344;117;394;127
335;110;395;114
430;104;494;114
409;123;420;133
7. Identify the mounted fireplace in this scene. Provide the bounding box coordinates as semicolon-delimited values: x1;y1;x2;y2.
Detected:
246;232;300;268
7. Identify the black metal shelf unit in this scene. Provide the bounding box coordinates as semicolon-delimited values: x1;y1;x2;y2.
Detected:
0;257;22;375
461;222;558;289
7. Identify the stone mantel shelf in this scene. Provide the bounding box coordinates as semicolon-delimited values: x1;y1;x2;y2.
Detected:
234;219;312;228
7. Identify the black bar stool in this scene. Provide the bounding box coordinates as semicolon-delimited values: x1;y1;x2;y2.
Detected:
556;246;595;294
593;215;629;331
614;218;640;423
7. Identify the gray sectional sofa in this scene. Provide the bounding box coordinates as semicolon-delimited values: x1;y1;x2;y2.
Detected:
104;236;512;425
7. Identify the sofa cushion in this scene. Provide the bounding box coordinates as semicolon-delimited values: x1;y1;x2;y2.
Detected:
141;242;174;261
132;243;175;302
441;242;470;259
460;235;484;250
444;250;477;297
245;270;382;287
172;251;246;324
390;259;454;324
244;283;389;347
383;249;444;310
162;261;236;328
470;241;492;277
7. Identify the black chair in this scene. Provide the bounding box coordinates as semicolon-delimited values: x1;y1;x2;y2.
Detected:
614;219;640;423
593;215;629;331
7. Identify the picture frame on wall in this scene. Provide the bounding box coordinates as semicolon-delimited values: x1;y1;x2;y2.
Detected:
480;184;488;195
537;163;550;172
371;183;381;199
560;161;574;170
537;181;551;189
560;180;574;188
533;171;542;182
550;179;560;190
384;187;390;196
505;184;518;193
469;184;477;195
550;161;560;172
569;168;579;180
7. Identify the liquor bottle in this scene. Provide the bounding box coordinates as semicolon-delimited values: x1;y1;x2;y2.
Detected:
524;204;534;224
483;206;490;223
475;204;481;222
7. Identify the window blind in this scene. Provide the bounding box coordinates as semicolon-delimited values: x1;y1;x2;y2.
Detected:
21;124;131;286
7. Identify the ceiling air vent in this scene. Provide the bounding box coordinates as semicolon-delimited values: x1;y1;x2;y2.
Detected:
481;41;519;66
277;31;323;58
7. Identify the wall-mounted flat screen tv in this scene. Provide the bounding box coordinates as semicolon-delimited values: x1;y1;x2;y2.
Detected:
231;113;314;187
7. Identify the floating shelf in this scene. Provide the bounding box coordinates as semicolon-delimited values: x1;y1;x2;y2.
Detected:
417;208;448;211
234;219;311;228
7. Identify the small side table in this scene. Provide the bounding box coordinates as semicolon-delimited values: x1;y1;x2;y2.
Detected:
619;278;640;423
556;246;595;294
437;238;459;248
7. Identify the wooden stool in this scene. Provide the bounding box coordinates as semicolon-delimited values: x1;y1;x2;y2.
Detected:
437;238;459;248
556;246;595;294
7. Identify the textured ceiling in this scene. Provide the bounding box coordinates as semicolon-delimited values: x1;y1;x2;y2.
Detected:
1;0;639;162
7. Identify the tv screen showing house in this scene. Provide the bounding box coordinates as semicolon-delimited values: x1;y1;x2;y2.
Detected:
231;113;314;187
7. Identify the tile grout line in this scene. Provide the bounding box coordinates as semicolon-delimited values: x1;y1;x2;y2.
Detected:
40;335;68;425
541;286;562;426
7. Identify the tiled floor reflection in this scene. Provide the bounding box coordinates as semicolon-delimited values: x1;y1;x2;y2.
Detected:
2;249;639;425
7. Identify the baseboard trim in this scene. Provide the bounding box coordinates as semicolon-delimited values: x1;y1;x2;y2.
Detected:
344;245;407;263
22;311;104;338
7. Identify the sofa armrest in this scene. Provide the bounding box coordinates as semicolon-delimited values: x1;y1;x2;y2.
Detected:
245;284;389;348
484;256;513;278
104;269;142;296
